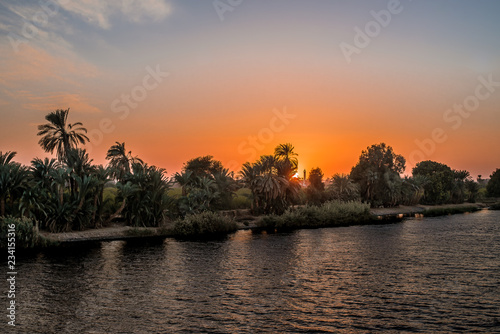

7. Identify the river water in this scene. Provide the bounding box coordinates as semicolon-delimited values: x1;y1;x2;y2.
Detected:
3;210;500;333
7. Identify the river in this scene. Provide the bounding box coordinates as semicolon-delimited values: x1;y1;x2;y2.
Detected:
3;210;500;333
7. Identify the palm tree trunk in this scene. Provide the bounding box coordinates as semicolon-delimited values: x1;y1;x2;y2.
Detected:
59;186;64;205
92;187;104;228
73;196;86;216
0;195;5;216
104;199;126;225
92;193;99;227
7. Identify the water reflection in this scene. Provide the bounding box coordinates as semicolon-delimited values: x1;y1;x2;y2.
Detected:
4;210;500;333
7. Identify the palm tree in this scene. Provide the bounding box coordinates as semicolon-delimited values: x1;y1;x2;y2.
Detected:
327;173;359;202
212;168;239;209
90;165;110;227
118;162;170;227
31;157;60;185
66;148;93;177
22;157;60;220
106;142;143;181
0;151;30;216
0;151;16;166
174;170;194;196
37;108;89;161
105;182;138;225
241;155;289;214
240;162;260;210
274;143;298;171
400;175;426;205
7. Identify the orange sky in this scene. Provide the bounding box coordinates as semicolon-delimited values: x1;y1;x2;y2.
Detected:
1;1;499;179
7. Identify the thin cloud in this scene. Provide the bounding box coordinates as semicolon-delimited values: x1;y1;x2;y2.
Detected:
0;43;99;86
58;0;172;29
22;92;103;114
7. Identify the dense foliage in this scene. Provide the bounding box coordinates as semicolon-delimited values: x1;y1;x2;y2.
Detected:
173;211;238;238
422;205;481;217
117;163;171;227
0;216;53;248
327;173;360;202
174;156;239;216
0;108;496;236
350;143;406;207
413;160;480;205
487;169;500;197
306;167;326;205
240;143;301;215
257;201;372;231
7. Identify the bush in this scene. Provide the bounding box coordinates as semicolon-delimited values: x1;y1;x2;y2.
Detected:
125;227;156;237
422;205;480;217
257;201;373;231
173;211;238;238
230;188;253;209
488;202;500;210
0;216;54;248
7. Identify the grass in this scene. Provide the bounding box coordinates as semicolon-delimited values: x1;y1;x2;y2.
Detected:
422;205;481;217
172;211;238;238
257;201;373;231
125;227;157;237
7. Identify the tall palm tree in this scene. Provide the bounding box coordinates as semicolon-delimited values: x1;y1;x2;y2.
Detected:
274;143;298;172
241;156;289;214
90;165;111;227
37;108;89;161
240;162;260;210
0;151;16;166
106;142;143;181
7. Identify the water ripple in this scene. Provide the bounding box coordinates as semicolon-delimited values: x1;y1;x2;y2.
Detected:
2;210;500;333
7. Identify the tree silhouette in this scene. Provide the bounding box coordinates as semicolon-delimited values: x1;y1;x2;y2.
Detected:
106;142;142;181
37;108;89;161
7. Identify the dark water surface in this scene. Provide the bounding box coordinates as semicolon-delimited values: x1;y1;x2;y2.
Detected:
3;210;500;333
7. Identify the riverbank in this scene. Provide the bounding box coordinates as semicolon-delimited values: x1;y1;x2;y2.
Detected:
371;202;486;218
35;202;487;245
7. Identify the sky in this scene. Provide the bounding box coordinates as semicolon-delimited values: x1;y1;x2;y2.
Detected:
0;0;499;179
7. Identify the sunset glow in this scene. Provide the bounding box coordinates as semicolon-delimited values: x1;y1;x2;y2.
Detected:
1;1;499;178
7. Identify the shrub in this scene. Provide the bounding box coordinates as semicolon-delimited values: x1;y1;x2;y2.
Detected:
230;188;253;209
0;216;54;248
489;202;500;210
125;227;156;237
257;201;372;231
173;211;238;238
422;205;480;217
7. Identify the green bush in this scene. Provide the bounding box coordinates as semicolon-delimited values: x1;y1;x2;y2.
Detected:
167;187;183;199
257;201;373;231
230;188;253;209
0;216;54;248
489;202;500;210
173;211;238;238
422;205;480;217
125;227;156;237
